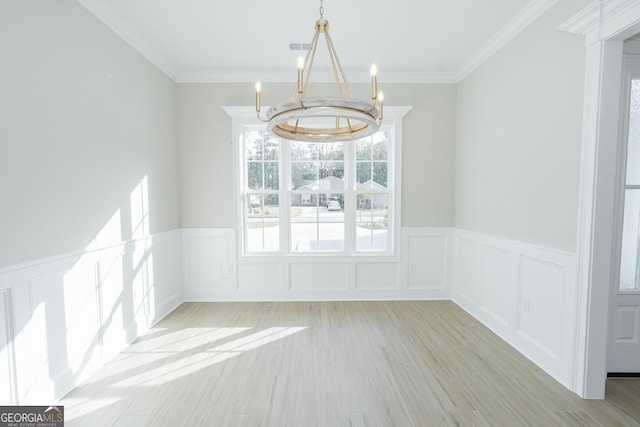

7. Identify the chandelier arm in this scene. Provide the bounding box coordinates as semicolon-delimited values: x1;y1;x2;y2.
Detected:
324;32;354;99
325;35;345;98
304;28;320;72
291;28;320;101
256;111;269;123
346;118;354;133
322;34;354;132
303;30;321;98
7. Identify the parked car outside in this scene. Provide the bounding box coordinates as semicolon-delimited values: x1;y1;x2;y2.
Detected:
327;200;341;211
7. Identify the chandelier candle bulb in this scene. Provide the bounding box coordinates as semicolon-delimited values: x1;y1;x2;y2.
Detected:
255;81;261;112
297;57;305;95
370;64;378;99
378;91;384;120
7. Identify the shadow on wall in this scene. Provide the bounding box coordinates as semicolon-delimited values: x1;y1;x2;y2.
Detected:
0;175;181;404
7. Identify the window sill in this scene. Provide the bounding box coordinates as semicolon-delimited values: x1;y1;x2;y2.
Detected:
238;252;399;264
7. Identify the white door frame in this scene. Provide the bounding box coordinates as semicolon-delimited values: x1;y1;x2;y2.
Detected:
560;0;640;399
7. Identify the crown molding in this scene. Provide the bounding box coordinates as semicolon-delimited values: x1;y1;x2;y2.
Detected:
77;0;455;85
557;1;601;35
175;70;459;84
78;0;558;85
558;0;640;44
77;0;176;80
455;0;559;82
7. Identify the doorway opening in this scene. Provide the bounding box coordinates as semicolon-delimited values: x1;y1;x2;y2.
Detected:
608;37;640;377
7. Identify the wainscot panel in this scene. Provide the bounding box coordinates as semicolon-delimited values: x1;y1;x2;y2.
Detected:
479;244;514;329
238;263;282;291
355;263;399;290
291;263;348;291
182;228;236;300
404;230;451;290
0;289;16;404
451;236;479;306
518;256;566;361
451;229;577;391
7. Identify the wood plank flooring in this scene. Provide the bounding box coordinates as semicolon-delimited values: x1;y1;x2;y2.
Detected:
61;301;640;426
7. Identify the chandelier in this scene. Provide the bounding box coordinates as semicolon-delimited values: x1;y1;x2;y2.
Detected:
254;0;383;143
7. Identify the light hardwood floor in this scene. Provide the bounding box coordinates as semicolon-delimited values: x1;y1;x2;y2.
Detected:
61;301;640;426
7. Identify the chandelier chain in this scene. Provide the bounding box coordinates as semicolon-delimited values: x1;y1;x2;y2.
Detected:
319;0;324;18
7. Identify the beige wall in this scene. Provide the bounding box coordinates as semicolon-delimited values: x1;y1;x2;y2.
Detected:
177;82;457;229
0;0;592;268
455;0;588;252
0;2;180;268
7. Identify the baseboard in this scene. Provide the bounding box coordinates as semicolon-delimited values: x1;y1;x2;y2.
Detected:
151;291;184;326
183;288;451;302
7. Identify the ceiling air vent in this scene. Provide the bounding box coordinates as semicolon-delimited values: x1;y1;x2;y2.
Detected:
289;42;311;51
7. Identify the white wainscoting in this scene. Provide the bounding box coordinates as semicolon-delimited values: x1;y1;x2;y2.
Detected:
182;227;452;301
0;226;583;402
0;230;182;404
451;229;578;390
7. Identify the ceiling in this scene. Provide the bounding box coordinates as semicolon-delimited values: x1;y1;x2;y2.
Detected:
78;0;552;83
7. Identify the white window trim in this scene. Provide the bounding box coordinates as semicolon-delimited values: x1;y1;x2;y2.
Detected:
223;105;412;263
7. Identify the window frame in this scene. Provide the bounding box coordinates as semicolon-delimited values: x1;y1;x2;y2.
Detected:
224;106;411;262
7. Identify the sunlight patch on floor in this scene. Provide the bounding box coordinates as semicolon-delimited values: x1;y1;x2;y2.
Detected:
112;326;307;387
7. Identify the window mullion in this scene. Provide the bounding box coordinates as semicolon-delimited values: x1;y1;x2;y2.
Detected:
344;140;355;253
281;139;291;254
388;129;395;254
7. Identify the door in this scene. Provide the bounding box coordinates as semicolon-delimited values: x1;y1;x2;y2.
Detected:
609;55;640;374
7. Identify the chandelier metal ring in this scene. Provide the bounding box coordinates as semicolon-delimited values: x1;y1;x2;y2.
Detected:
265;98;379;142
